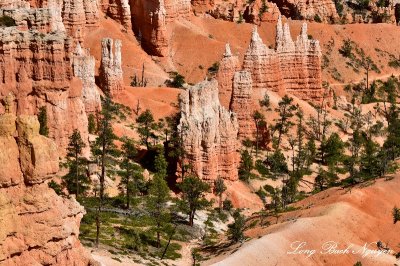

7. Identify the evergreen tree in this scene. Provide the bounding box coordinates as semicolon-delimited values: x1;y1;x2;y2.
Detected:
238;150;254;183
213;177;227;212
146;156;170;248
88;113;97;134
227;209;246;243
178;175;211;226
253;111;266;158
136;109;157;149
62;129;88;198
393;207;400;224
38;106;49;136
91;96;123;247
267;149;288;176
273;95;297;148
119;138;143;209
320;133;346;166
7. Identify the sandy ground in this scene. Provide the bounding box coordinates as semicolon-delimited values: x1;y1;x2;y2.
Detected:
206;175;400;266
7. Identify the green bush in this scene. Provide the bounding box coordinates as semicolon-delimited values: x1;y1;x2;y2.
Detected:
314;14;322;23
166;72;186;88
0;15;16;27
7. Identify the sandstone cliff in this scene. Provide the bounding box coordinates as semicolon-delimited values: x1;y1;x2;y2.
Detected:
130;0;191;56
216;43;240;109
2;0;101;41
242;18;324;103
275;18;324;102
100;0;132;29
72;43;102;113
243;26;285;96
229;71;255;140
193;0;281;23
130;0;169;56
0;114;96;265
270;0;339;23
178;79;239;182
0;27;89;153
0;5;65;33
99;38;124;96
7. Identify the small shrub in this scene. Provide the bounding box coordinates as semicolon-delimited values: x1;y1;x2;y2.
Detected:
38;106;49;136
165;72;186;88
223;199;233;211
0;15;16;27
314;14;322;23
339;39;353;58
88;113;96;134
207;62;219;75
48;180;63;196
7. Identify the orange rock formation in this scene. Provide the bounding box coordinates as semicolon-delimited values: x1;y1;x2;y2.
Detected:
0;114;96;265
178;79;240;182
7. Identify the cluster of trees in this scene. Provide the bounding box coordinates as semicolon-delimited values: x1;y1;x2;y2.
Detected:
240;76;400;213
53;92;227;256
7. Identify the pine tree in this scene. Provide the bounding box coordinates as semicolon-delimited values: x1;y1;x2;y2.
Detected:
393;207;400;224
273;95;297;148
38;106;49;136
62;129;88;198
146;150;170;248
119;138;143;209
238;150;254;183
136;109;157;149
213;177;227;212
178;175;211;226
253;111;266;158
146;176;170;248
88;113;97;134
227;209;246;243
91;96;123;247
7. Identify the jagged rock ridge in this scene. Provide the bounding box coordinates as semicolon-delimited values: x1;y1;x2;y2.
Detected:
178;79;240;182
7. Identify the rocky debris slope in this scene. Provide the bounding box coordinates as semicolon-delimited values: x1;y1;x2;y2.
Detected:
0;114;96;265
100;38;124;96
178;79;239;182
0;27;90;153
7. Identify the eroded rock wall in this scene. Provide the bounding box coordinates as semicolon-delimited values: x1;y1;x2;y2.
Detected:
0;27;89;153
276;18;323;102
270;0;339;23
100;38;124;96
178;79;239;182
100;0;132;29
229;71;255;140
241;18;323;103
72;43;101;113
0;114;96;265
216;43;241;109
243;26;285;95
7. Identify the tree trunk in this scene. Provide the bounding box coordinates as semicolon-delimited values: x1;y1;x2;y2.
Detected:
219;194;222;212
126;172;130;209
161;224;177;260
75;151;79;199
255;125;259;158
